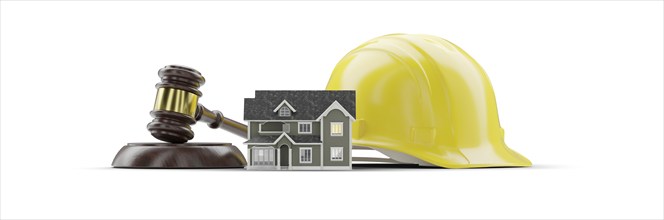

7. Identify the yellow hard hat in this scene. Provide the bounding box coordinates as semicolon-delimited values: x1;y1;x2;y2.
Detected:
326;34;531;168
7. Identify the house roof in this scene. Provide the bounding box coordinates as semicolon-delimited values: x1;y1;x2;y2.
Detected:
244;90;356;120
244;133;322;144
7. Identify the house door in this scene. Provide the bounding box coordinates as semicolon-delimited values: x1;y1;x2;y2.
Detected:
280;145;289;167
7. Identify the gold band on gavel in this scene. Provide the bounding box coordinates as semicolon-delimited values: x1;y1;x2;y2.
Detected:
153;87;199;118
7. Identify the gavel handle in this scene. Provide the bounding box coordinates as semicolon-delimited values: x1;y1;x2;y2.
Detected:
196;104;248;138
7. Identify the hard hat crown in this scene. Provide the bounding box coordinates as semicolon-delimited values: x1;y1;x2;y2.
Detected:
326;34;531;168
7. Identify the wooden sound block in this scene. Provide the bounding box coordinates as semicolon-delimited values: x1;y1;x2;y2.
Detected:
112;142;246;168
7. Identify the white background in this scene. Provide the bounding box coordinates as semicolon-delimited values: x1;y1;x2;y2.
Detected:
1;1;662;219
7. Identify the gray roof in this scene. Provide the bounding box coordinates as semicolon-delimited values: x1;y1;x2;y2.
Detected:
244;134;322;144
244;90;355;120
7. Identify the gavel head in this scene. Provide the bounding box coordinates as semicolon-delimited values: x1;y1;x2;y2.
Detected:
147;65;205;143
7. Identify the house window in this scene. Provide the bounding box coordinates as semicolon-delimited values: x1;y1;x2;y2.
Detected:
279;106;291;117
283;123;290;133
252;148;274;166
300;148;312;163
331;147;343;161
298;122;312;134
330;122;343;136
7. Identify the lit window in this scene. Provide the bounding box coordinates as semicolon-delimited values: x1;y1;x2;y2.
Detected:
298;122;312;134
331;147;343;161
252;148;274;166
279;106;291;117
300;148;312;163
330;122;343;136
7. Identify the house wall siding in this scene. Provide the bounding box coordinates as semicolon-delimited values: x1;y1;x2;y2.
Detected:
249;122;260;138
247;108;350;169
322;109;351;166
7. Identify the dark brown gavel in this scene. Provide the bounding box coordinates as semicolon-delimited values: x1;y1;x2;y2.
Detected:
146;65;247;143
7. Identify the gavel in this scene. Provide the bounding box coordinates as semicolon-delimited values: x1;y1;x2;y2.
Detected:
147;65;247;143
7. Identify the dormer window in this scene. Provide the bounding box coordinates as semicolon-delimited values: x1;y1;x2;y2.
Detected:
273;99;296;117
279;106;291;117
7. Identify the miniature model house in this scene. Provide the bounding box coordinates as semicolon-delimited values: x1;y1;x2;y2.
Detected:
244;90;356;170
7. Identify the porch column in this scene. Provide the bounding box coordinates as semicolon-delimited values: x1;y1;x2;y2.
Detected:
248;147;252;167
288;148;292;170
